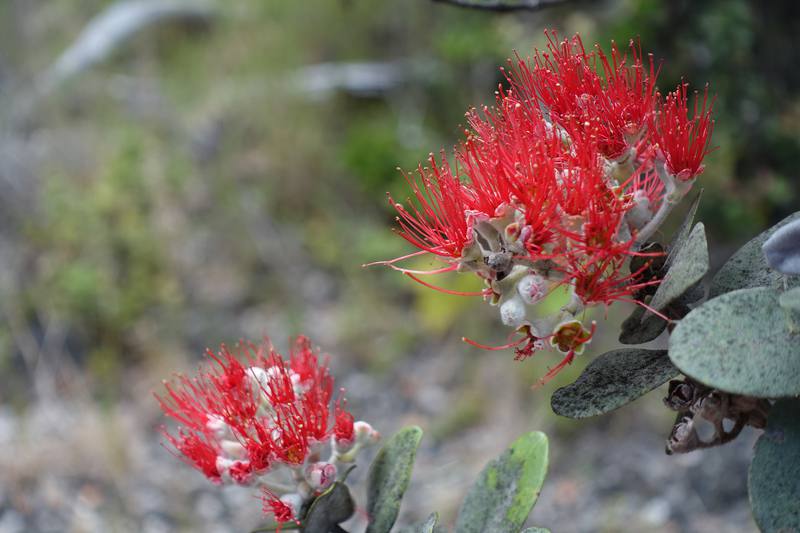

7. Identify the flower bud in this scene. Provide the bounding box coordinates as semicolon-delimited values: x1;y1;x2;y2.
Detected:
206;414;229;439
304;462;337;491
354;421;381;445
626;190;653;230
517;274;547;305
220;439;246;459
215;457;253;485
500;295;526;327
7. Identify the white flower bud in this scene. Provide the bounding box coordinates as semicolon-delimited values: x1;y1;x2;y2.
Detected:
626;190;653;230
517;274;547;305
279;493;303;518
215;456;234;483
206;414;229;439
220;439;246;459
354;421;380;445
304;462;337;491
500;295;526;327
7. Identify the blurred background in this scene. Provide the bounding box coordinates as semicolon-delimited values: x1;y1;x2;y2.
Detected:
0;0;797;531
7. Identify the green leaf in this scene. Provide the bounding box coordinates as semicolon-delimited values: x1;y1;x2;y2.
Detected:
551;349;677;418
621;218;708;345
647;223;709;315
397;512;439;533
669;287;800;397
710;211;800;298
665;189;703;269
619;306;668;344
303;482;355;533
521;529;551;533
749;398;800;532
455;431;549;533
366;426;423;533
779;287;800;311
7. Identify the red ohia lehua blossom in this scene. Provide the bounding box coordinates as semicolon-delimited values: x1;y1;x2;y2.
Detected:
156;336;379;525
372;30;715;384
651;83;715;180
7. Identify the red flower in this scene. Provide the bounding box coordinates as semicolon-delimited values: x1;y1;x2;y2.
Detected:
389;155;473;259
163;429;221;482
333;400;355;444
156;336;352;479
262;489;299;528
652;83;715;180
506;32;659;160
376;30;712;381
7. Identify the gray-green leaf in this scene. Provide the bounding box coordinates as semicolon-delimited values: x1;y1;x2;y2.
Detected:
521;529;552;533
619;303;668;344
779;287;800;311
710;211;800;298
366;426;423;533
551;349;677;418
749;398;800;532
646;223;709;315
665;189;703;269
669;287;800;397
455;431;548;533
396;512;439;533
303;482;355;533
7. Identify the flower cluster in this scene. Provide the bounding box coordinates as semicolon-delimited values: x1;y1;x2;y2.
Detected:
156;336;379;526
376;31;714;382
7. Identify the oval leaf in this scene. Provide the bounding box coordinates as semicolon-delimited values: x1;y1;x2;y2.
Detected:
397;512;439;533
366;426;423;533
664;189;703;269
303;482;355;533
763;218;800;275
455;431;548;533
779;287;800;312
646;223;709;315
669;287;800;397
710;211;800;298
749;398;800;532
551;349;677;418
619;306;668;344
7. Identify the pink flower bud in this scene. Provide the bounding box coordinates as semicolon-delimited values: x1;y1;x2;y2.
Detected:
517;274;547;305
304;462;337;491
354;421;380;445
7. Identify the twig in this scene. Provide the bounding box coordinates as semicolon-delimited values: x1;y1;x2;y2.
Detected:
431;0;571;13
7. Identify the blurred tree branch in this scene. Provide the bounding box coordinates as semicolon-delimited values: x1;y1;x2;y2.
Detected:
431;0;572;12
39;0;217;96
